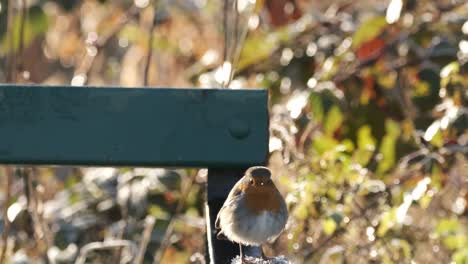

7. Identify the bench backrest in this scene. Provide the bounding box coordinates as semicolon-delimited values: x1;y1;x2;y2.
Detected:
0;84;269;263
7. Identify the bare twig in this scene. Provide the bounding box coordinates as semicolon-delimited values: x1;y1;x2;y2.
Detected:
134;216;156;264
226;0;240;88
397;148;429;169
17;0;27;81
5;0;16;83
222;0;236;88
152;170;197;264
72;5;138;86
222;0;229;66
232;0;239;63
112;178;132;263
0;167;14;263
144;5;157;86
230;26;249;78
25;168;51;255
298;121;320;153
224;0;252;88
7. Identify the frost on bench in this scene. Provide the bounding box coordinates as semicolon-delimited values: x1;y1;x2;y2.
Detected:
231;255;292;264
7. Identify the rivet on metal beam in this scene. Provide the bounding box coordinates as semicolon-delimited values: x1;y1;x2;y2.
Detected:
228;118;250;139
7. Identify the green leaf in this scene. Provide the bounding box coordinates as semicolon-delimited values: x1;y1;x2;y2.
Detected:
431;164;443;190
340;139;355;152
294;203;309;220
327;187;340;200
322;218;337;235
387;239;412;260
309;93;324;122
148;205;170;219
357;125;376;150
430;129;444;147
413;80;431;96
377;119;400;174
378;71;397;89
312;135;338;155
419;191;433;209
443;235;467;250
436;218;461;236
355;125;376;165
352;16;387;48
398;239;412;259
377;208;397;237
440;61;460;78
237;32;279;70
0;6;49;54
452;248;468;264
324;106;344;136
65;174;79;189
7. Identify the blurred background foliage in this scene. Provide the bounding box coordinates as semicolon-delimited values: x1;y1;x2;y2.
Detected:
0;0;467;263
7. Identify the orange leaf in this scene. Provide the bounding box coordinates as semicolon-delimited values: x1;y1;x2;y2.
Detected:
265;0;302;27
356;38;385;61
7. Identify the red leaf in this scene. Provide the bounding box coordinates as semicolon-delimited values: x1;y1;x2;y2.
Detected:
265;0;302;27
356;37;385;61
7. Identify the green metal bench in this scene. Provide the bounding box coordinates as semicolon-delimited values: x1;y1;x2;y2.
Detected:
0;84;269;263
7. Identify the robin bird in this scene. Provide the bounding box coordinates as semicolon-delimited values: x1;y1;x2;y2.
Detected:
215;166;288;263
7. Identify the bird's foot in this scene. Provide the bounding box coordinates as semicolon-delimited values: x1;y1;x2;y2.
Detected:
236;256;251;264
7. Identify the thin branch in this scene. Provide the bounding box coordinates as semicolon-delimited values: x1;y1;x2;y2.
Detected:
72;5;138;86
16;0;27;81
225;0;253;88
152;170;197;264
26;168;51;256
298;121;320;153
112;175;133;263
22;168;31;205
0;167;14;263
144;5;157;86
134;216;156;264
5;0;16;83
233;0;239;45
222;0;236;88
222;0;229;66
225;0;240;88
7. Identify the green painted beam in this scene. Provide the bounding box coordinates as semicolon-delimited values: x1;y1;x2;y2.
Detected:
0;85;268;167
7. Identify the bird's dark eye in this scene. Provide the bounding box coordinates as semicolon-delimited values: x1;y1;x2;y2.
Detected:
249;179;254;185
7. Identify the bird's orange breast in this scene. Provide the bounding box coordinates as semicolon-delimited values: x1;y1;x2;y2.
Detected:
243;187;283;214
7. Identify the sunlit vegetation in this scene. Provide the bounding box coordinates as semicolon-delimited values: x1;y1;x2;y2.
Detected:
0;0;466;263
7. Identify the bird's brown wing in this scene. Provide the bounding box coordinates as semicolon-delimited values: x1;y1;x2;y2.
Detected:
215;205;228;240
214;179;244;233
216;230;228;240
